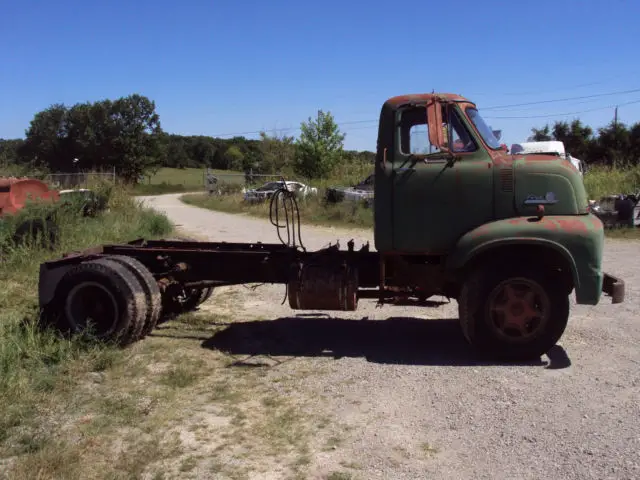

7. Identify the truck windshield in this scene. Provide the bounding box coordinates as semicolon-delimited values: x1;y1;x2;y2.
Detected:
466;107;501;149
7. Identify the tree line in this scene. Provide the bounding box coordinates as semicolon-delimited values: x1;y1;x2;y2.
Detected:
1;93;638;184
0;94;374;183
528;118;640;167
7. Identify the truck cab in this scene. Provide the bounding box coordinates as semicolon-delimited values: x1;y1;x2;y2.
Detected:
372;93;622;359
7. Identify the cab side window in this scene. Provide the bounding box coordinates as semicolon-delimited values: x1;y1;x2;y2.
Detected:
399;104;477;156
400;105;441;155
448;109;477;153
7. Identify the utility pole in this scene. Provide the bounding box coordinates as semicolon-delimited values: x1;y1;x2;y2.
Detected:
614;106;619;167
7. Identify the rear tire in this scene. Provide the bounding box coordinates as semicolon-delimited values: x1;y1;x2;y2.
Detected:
101;255;162;340
458;263;570;361
52;258;147;345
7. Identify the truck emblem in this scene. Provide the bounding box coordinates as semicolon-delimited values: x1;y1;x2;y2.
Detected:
524;192;558;205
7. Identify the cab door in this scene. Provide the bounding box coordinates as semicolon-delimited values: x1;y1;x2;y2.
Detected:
390;102;494;253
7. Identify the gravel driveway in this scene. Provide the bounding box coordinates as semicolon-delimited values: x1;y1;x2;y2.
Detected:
138;193;640;480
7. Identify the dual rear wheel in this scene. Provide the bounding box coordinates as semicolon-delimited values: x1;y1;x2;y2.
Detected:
45;254;212;345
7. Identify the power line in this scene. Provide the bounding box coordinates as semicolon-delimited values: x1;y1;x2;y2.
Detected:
205;88;640;138
481;97;619;113
209;118;376;138
484;98;640;119
482;71;640;98
482;87;640;110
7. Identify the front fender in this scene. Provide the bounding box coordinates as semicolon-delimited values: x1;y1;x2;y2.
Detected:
447;214;605;305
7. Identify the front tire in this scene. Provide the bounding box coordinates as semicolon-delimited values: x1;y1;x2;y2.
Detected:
458;264;570;361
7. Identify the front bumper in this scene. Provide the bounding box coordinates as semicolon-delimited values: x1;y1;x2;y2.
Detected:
602;273;625;304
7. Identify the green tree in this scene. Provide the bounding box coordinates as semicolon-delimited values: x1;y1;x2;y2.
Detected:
0;139;25;166
108;94;163;182
594;121;631;167
551;120;594;160
258;129;296;174
18;94;162;183
223;145;244;171
628;122;640;166
528;125;552;141
294;110;345;179
18;103;71;170
565;119;594;160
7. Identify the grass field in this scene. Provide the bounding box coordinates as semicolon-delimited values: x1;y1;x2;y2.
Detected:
132;167;246;195
0;184;176;478
132;164;373;196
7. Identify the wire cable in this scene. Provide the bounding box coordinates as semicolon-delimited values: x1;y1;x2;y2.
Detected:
205;87;640;138
268;180;306;252
482;88;640;111
484;98;640;119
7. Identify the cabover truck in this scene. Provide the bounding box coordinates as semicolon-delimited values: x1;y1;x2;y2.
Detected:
37;93;625;361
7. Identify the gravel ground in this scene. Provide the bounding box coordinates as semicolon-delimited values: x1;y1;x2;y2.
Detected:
138;193;640;480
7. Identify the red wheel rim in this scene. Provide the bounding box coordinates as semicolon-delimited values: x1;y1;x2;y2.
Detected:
486;278;551;342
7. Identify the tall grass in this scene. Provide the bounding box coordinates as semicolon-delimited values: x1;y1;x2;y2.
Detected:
583;165;640;200
0;182;172;460
304;162;373;191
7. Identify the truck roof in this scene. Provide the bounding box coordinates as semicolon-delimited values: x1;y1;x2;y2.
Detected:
384;93;472;108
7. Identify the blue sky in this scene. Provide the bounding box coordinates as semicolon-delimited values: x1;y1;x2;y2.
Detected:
2;0;639;152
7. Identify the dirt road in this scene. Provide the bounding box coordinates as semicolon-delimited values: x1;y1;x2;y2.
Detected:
138;193;640;480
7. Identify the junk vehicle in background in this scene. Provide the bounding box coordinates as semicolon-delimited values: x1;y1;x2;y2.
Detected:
36;92;625;361
0;177;107;248
510;141;585;176
589;192;640;228
58;188;107;217
0;177;60;247
0;177;60;215
325;173;375;207
242;180;318;204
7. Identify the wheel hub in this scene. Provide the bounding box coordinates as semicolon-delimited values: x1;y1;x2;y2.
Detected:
64;281;119;337
487;279;550;342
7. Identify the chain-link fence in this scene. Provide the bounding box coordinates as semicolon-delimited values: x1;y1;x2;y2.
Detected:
203;169;309;193
44;171;117;190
